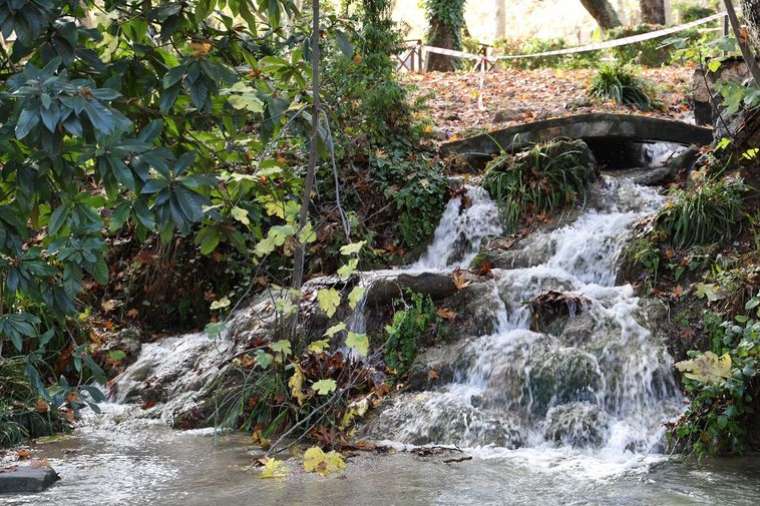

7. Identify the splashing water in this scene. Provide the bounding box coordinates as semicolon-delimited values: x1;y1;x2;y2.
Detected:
410;185;502;271
369;176;684;479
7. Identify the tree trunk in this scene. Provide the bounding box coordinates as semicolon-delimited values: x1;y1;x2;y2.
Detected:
740;0;760;52
579;0;622;30
640;0;666;25
425;0;466;72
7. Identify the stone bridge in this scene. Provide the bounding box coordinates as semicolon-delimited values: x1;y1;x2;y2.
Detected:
440;113;714;168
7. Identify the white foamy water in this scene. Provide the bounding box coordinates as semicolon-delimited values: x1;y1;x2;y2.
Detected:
410;185;502;271
371;175;684;476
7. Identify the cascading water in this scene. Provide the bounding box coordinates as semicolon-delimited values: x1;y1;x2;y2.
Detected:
369;175;684;477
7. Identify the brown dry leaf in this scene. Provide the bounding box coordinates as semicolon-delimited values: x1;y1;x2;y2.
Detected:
16;449;32;460
240;354;256;369
475;260;493;276
126;308;140;319
436;307;457;320
141;400;157;410
35;399;49;413
452;268;470;290
427;369;440;381
672;285;684;299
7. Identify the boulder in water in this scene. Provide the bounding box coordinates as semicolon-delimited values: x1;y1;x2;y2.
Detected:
543;402;609;448
0;465;60;493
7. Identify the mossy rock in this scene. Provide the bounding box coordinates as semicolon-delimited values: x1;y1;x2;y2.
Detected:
524;348;602;416
482;139;597;231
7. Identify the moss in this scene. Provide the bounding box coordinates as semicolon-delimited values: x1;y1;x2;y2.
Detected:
482;139;597;232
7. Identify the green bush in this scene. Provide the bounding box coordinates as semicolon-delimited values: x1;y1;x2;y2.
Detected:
384;290;440;376
588;64;655;110
671;297;760;457
482;139;597;231
607;24;673;66
656;176;746;248
675;4;717;23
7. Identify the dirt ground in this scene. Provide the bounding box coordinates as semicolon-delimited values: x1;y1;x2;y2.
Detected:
404;66;697;140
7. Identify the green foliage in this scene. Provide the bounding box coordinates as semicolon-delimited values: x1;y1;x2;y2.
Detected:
588;63;655;110
656;176;746;248
482;139;597;231
384;290;440;375
606;24;674;66
424;0;466;50
672;296;760;457
675;3;717;23
493;37;601;70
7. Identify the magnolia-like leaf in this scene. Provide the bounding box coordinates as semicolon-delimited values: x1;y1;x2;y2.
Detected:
694;283;723;302
323;322;347;338
289;364;306;405
269;339;292;356
231;206;250;225
337;258;358;280
346;332;369;357
676;351;732;385
340;241;365;256
259;457;288;479
317;288;341;318
303;447;346;477
307;339;330;354
348;286;365;310
210;296;231;311
311;378;337;396
255;350;273;369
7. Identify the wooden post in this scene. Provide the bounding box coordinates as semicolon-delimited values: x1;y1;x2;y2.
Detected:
723;0;760;85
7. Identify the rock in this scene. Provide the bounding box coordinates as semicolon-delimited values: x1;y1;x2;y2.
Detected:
565;97;592;110
525;347;603;416
439;280;503;337
529;290;588;337
364;391;524;448
692;57;752;126
365;272;457;306
493;108;527;123
96;327;143;375
0;465;60;493
406;339;476;391
543;402;609;447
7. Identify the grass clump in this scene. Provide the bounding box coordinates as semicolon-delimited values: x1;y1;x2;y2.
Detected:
588;64;655;110
482;139;597;231
656;176;746;248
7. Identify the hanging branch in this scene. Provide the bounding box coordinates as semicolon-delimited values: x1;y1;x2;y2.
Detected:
723;0;760;85
292;0;321;295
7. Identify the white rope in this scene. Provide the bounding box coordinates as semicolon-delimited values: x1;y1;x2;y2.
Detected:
419;12;726;63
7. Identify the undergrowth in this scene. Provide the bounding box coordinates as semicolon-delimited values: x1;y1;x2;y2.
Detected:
384;290;440;376
482;139;597;231
588;64;655;110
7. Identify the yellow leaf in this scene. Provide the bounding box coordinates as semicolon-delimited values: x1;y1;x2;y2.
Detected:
288;364;307;405
346;332;369;357
676;351;732;385
259;457;288;479
307;339;330;354
303;447;346;477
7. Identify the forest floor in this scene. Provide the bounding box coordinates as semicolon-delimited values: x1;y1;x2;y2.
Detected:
405;66;696;140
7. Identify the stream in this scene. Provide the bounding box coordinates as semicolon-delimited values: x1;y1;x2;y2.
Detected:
4;156;760;505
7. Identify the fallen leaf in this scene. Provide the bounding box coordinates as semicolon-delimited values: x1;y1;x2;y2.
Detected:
676;351;732;384
303;447;346;477
452;268;470;290
16;449;31;460
436;308;457;320
259;457;288;479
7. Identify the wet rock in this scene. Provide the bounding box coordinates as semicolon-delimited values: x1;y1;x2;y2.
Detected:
529;290;588;337
96;327;142;375
493;108;527;123
365;272;457;306
364;392;524;449
543;402;609;448
0;465;60;493
525;347;603;416
439;280;502;337
406;339;476;391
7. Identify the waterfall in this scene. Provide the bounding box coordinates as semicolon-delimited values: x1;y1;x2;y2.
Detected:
368;175;684;475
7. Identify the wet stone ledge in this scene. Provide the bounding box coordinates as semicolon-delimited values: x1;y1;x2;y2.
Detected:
0;465;60;494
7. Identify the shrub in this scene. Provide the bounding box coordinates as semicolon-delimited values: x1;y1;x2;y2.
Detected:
482;139;597;231
671;297;760;457
384;290;440;376
656;176;746;248
607;24;673;66
588;64;655;110
675;4;717;23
